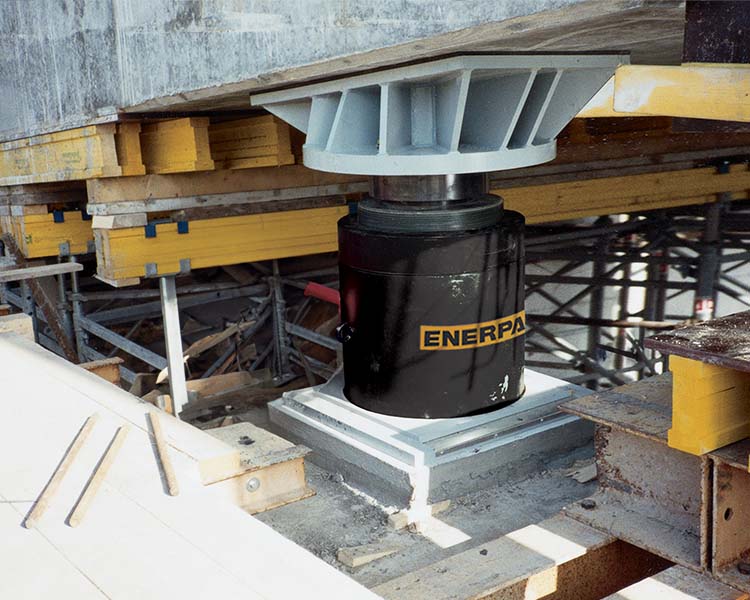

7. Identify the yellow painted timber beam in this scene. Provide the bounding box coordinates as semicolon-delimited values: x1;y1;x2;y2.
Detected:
0;208;93;258
668;355;750;455
115;123;147;176
0;124;129;186
496;163;750;224
95;205;348;285
209;115;295;170
577;63;750;122
139;117;215;174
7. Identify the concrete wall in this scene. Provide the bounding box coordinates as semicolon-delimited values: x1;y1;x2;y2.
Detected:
0;0;684;141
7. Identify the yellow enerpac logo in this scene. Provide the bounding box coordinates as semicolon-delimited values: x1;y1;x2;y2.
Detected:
420;310;526;351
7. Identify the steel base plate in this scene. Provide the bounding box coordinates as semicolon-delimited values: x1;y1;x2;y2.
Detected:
269;369;592;510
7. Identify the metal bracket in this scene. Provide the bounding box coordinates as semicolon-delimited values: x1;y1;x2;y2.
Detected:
52;210;65;223
143;259;191;278
178;258;191;275
58;241;70;256
251;54;626;175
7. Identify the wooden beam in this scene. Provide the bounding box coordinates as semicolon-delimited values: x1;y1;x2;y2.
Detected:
578;63;750;122
603;565;749;599
0;209;94;258
94;205;347;284
85;164;365;204
0;313;34;341
79;357;124;386
0;125;124;186
208;115;296;170
498;163;750;224
373;514;669;599
0;262;83;283
139;117;215;174
114;123;147;176
668;356;750;456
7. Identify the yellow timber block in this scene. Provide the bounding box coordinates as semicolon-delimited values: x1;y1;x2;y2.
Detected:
498;164;750;224
140;117;215;174
115;123;147;176
6;210;93;258
95;205;348;283
0;124;123;186
209;116;295;170
668;355;750;455
578;62;750;122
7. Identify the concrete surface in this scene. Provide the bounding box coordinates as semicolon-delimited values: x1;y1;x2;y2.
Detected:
240;404;595;589
1;0;685;141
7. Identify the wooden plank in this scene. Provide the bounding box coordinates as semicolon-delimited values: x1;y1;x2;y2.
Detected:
94;205;347;283
668;356;750;456
23;414;99;529
560;374;673;442
8;209;94;258
0;261;83;283
615;63;750;122
185;371;267;397
209;115;296;170
374;514;669;599
0;313;34;341
0;124;123;186
114;122;147;176
579;63;750;122
337;543;398;568
500;163;750;224
68;424;131;527
139;117;215;174
85;163;365;204
207;422;314;514
79;357;124;386
148;412;179;496
91;213;148;229
182;322;256;360
604;565;749;600
0;333;377;599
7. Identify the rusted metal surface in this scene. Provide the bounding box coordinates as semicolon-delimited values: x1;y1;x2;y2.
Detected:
711;458;750;592
564;424;707;570
645;311;750;373
563;373;750;590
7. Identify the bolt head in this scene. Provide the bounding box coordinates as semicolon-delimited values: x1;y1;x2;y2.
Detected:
246;477;261;493
738;562;750;575
580;498;597;510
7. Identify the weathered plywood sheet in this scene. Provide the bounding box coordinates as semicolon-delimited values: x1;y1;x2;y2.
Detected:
0;334;377;600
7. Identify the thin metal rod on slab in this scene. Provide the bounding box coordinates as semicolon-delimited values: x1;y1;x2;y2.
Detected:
147;412;179;496
23;414;99;529
160;276;188;417
68;424;130;528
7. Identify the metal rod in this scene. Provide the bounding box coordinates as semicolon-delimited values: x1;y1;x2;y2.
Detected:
77;316;167;370
159;276;188;417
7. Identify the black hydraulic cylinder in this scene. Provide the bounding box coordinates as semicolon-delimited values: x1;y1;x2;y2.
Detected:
337;209;525;418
